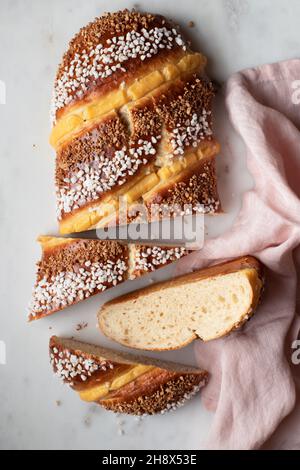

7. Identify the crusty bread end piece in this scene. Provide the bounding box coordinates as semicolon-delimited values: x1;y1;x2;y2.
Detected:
49;336;207;415
98;256;264;350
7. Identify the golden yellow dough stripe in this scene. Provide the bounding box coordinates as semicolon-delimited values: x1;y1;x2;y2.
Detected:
59;140;220;234
37;235;75;251
79;365;155;402
50;52;206;149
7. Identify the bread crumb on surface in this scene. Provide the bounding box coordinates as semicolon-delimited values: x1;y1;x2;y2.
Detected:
116;414;125;436
84;416;92;427
76;322;88;331
188;21;195;28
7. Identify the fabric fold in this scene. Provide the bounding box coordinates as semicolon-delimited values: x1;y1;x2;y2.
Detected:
176;59;300;449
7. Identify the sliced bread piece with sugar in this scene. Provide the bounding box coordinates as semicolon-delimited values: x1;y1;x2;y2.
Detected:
28;236;188;321
50;336;207;415
98;256;264;350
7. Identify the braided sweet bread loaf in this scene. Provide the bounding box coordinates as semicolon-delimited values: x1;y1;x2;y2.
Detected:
50;9;221;234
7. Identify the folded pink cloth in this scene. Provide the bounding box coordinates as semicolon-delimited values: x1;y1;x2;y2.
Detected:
177;59;300;450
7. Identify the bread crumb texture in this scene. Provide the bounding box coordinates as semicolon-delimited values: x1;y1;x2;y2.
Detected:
100;268;263;349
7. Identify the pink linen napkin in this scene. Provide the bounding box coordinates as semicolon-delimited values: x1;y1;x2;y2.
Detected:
176;59;300;449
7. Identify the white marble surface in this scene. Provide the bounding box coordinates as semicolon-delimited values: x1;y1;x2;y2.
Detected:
0;0;300;450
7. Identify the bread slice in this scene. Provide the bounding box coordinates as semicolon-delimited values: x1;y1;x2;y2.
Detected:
99;256;264;350
28;236;188;321
50;336;207;415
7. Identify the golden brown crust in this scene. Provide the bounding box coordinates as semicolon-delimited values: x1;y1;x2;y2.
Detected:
57;9;159;76
56;131;159;221
49;336;119;388
49;336;208;415
28;238;129;321
55;113;129;183
55;73;216;223
101;371;207;415
128;96;162;140
38;238;128;279
57;47;184;123
51;9;218;228
143;157;221;219
155;75;215;146
106;368;180;402
28;238;190;321
128;73;215;148
129;244;189;279
53;10;186;121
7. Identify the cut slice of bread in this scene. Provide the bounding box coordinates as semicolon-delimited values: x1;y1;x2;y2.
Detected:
28;236;188;321
50;336;207;415
99;256;264;350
